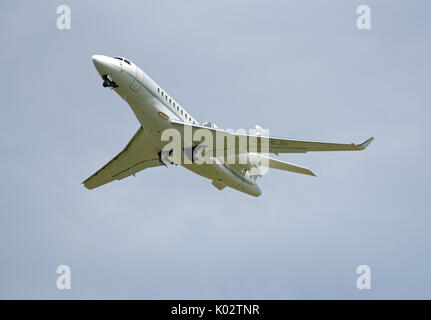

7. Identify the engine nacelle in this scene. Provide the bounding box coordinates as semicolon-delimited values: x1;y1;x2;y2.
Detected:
225;153;263;176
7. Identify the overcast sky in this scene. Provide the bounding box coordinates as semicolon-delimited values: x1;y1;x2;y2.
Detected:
1;0;430;299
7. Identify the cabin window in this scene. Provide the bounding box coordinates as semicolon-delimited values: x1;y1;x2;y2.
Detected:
181;110;183;115
169;98;171;103
158;88;160;93
173;102;175;107
162;92;164;97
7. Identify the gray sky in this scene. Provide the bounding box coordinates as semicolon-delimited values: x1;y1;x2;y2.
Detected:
0;0;430;299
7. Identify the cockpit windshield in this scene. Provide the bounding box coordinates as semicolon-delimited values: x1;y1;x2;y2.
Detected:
113;56;132;65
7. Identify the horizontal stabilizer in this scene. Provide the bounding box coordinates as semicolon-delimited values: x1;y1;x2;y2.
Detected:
249;153;316;177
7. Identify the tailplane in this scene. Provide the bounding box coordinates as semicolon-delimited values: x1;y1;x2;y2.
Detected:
248;153;316;177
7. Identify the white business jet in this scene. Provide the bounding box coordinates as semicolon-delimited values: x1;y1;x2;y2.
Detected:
83;55;373;197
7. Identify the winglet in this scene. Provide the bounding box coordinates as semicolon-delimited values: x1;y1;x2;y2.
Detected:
358;137;374;150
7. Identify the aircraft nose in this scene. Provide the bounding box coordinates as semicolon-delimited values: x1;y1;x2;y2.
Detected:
92;55;112;75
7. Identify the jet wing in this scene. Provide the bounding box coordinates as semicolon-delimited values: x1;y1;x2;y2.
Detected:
267;136;374;153
83;127;163;189
170;120;373;154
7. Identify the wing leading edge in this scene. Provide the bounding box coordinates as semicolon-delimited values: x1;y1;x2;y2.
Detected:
83;127;163;189
170;120;374;154
268;136;374;153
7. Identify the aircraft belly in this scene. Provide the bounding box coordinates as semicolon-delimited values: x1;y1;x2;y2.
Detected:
182;163;261;197
182;163;219;181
